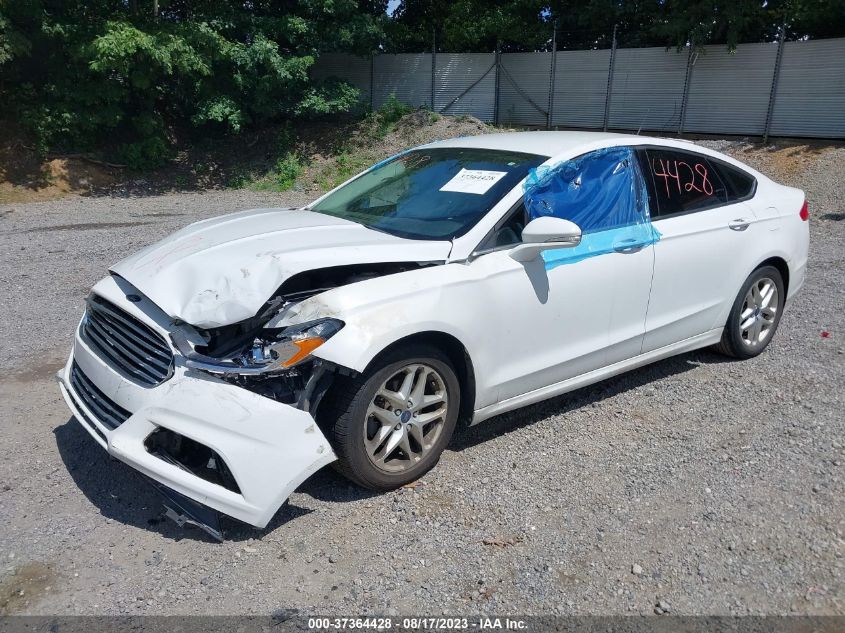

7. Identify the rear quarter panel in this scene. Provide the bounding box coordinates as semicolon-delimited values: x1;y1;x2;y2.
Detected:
708;177;807;329
768;182;809;301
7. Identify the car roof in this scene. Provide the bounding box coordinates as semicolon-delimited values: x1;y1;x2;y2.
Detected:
421;130;768;181
423;131;653;157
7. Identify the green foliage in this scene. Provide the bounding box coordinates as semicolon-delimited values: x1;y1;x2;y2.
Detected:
368;94;415;137
227;123;305;191
271;153;304;190
295;79;362;117
379;94;415;122
246;127;308;191
252;152;305;191
0;13;30;65
118;136;175;171
226;172;249;189
89;21;212;80
648;0;774;50
0;1;387;168
3;0;841;171
192;96;248;133
276;124;296;154
332;151;374;185
387;0;845;52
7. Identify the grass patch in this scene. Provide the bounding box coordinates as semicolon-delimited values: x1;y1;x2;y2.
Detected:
249;152;305;191
223;96;494;194
231;99;409;192
225;169;250;189
314;150;377;190
368;94;415;138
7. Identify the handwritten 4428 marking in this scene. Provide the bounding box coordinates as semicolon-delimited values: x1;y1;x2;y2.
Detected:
651;158;714;198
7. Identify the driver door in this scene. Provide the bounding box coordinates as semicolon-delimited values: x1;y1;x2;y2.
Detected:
468;149;656;406
470;220;654;404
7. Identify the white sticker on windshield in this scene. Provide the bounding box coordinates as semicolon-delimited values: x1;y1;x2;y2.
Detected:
439;169;507;195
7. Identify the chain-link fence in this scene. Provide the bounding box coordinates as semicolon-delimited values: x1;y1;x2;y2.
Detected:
312;35;845;139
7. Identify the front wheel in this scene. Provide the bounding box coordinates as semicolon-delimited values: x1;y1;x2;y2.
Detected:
714;265;785;359
319;344;460;490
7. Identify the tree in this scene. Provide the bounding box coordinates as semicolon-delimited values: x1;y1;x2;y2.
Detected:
0;0;388;166
387;0;551;52
385;0;845;51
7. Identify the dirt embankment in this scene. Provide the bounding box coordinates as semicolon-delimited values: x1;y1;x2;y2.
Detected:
0;139;120;205
0;112;498;204
1;113;841;205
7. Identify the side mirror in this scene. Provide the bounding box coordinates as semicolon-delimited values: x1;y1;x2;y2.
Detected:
509;216;582;262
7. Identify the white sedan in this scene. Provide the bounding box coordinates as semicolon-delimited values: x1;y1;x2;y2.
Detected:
56;132;809;538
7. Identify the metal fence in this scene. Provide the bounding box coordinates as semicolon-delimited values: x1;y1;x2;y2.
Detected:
311;36;845;139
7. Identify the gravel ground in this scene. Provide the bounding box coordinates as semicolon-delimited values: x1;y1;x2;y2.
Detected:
0;140;843;617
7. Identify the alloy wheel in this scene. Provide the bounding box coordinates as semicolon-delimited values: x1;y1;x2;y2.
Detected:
363;363;449;473
739;277;779;347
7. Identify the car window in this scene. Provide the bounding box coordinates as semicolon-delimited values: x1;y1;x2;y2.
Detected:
311;148;545;241
477;202;528;251
709;159;757;200
638;148;731;218
518;146;659;269
524;146;648;232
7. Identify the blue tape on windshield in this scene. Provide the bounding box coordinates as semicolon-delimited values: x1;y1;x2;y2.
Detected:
523;147;660;270
367;149;412;172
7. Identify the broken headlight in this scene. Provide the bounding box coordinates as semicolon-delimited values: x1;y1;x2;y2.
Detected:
242;318;344;373
182;318;343;376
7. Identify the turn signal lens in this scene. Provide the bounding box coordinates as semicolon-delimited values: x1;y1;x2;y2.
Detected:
249;318;344;372
799;199;809;221
281;337;327;368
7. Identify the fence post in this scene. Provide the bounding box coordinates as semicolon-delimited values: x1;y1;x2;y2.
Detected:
431;28;437;111
763;25;786;143
370;54;375;111
603;24;617;132
493;45;501;125
678;41;695;134
547;21;558;129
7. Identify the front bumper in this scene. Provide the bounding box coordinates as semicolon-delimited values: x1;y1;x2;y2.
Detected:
56;276;337;529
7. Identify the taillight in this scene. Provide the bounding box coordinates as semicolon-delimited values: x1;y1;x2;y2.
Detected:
799;199;809;221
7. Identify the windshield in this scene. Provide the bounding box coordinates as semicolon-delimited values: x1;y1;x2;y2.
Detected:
310;148;546;240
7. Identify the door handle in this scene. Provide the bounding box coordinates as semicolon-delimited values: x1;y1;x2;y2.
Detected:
613;239;645;254
729;218;750;231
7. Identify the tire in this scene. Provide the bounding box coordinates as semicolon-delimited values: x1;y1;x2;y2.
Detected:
318;343;461;490
714;265;785;359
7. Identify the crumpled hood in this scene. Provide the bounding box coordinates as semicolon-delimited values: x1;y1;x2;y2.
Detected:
110;208;452;327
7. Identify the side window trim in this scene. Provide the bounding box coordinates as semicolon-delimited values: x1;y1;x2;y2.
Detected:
471;197;527;257
476;144;651;257
708;154;758;202
636;145;757;222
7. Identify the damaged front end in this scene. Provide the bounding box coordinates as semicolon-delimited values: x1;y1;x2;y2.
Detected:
57;199;453;540
172;318;344;415
62;263;435;539
136;264;428;537
171;262;430;409
56;275;359;541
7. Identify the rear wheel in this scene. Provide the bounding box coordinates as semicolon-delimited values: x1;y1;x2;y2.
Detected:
714;265;785;359
319;344;460;490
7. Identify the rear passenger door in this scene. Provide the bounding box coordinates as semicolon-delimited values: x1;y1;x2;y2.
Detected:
636;147;760;352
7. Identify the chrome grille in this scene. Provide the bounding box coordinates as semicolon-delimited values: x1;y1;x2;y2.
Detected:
69;361;131;430
80;295;174;386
